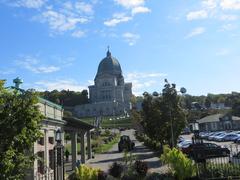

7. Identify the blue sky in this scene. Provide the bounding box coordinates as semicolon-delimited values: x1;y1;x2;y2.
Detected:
1;0;240;96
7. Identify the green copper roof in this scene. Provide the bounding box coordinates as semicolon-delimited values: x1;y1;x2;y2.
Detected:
95;50;122;78
38;97;63;110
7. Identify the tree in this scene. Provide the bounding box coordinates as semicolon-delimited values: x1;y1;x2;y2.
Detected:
232;99;240;117
0;80;44;179
39;89;89;107
141;80;186;147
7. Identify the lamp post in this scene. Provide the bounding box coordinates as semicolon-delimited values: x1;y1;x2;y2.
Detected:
113;99;118;133
54;129;64;180
192;122;202;144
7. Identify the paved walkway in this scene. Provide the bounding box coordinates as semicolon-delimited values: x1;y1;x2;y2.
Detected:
86;129;168;173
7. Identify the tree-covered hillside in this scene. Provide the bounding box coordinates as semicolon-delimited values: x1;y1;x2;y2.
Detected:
39;89;89;107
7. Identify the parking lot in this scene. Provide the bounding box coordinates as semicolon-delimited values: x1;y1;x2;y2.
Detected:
180;132;240;155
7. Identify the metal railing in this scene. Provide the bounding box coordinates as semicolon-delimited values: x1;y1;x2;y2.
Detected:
195;144;240;179
34;171;54;180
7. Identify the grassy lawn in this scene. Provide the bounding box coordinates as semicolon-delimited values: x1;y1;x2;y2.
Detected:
94;134;120;153
64;132;121;155
65;143;81;155
81;116;132;128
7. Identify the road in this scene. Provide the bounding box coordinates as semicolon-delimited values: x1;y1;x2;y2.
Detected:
86;129;167;173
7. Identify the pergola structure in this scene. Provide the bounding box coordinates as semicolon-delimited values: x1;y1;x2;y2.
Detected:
63;117;94;170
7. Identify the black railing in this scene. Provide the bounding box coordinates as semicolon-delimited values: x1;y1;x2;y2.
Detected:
195;144;240;179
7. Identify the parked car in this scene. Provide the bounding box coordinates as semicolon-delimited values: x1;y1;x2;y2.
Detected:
233;136;240;143
214;133;227;141
186;143;230;159
208;132;224;141
177;136;185;144
118;135;135;152
203;132;215;139
177;140;192;149
222;133;240;141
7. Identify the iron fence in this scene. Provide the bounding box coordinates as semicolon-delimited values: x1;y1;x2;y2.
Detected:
34;171;54;180
195;144;240;179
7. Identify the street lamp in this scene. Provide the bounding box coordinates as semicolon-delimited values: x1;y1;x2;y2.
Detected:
113;99;118;133
54;129;64;180
55;129;62;144
192;122;202;144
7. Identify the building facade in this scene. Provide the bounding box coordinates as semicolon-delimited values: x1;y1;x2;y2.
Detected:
74;50;132;117
26;98;65;180
197;114;240;132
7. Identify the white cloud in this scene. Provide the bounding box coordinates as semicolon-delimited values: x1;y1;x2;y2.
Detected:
6;0;94;36
75;2;94;14
220;23;237;31
34;79;87;91
122;32;140;46
15;55;60;73
131;6;151;15
186;10;208;20
125;72;167;95
71;30;85;38
104;13;132;26
202;0;218;9
11;0;46;9
114;0;145;8
185;27;206;38
38;10;88;33
220;0;240;10
220;14;238;21
108;0;150;26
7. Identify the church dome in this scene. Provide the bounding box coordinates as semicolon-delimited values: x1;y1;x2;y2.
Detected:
95;50;122;78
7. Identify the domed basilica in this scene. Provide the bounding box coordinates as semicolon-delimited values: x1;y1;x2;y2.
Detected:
74;50;132;117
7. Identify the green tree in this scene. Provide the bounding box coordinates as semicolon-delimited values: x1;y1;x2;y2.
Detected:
141;80;186;147
0;80;44;179
232;99;240;117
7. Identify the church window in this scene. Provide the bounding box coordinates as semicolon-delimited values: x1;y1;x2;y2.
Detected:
102;82;111;86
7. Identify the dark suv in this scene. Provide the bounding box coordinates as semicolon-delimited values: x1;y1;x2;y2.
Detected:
118;135;135;152
185;143;230;159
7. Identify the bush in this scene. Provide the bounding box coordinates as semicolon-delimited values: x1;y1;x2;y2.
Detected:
97;170;107;180
160;146;196;180
104;129;111;136
73;164;100;180
108;162;124;178
146;172;175;180
134;160;148;177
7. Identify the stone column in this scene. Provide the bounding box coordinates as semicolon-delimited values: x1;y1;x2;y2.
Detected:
61;130;65;147
71;132;78;170
44;129;49;179
87;131;91;159
80;131;85;164
33;142;38;180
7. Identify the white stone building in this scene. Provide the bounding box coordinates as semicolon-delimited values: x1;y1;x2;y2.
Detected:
74;50;132;117
27;98;94;180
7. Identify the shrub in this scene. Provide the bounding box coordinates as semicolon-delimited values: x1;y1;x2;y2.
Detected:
108;162;124;178
160;146;196;180
134;160;148;177
97;170;107;180
104;129;111;136
74;164;100;180
146;172;175;180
